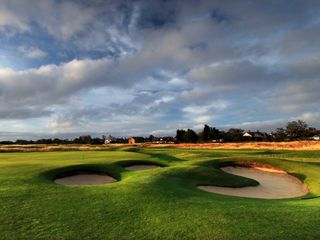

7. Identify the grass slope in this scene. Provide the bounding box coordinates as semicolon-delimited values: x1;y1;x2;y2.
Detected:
0;147;319;239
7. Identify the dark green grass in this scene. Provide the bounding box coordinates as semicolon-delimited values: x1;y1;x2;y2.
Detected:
0;148;320;239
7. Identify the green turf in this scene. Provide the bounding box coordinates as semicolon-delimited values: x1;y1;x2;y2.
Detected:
0;147;319;239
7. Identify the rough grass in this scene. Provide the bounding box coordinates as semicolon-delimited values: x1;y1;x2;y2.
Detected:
1;140;320;152
153;141;320;150
0;147;319;239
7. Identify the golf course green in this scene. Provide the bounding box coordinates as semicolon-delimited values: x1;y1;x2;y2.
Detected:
1;146;319;239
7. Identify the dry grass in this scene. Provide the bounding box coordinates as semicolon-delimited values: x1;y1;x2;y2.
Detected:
0;144;108;152
1;141;320;152
153;141;320;150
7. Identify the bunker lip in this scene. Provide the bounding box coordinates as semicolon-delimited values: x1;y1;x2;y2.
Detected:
198;164;309;199
125;164;161;171
220;161;286;173
54;170;117;186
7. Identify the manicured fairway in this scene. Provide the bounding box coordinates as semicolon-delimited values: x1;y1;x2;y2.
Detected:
1;147;320;239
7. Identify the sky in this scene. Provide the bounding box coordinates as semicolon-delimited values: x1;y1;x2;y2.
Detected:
0;0;320;140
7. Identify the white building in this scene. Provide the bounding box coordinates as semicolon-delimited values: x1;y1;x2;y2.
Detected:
312;135;320;141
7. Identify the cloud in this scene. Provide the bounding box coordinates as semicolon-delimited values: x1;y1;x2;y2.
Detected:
0;107;52;120
271;79;320;113
182;101;228;124
187;60;280;89
0;3;29;33
18;46;47;59
46;120;73;131
0;58;118;121
0;0;99;40
0;0;320;139
0;0;140;58
219;112;320;131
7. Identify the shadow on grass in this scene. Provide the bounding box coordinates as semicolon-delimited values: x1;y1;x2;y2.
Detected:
122;164;260;204
247;150;288;155
125;148;185;163
39;163;124;183
115;159;168;168
135;159;260;195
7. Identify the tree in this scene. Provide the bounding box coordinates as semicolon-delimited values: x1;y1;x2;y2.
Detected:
286;120;308;139
306;127;319;138
210;127;220;140
102;135;106;141
186;129;199;143
148;135;156;142
176;129;198;143
201;125;211;142
176;129;187;143
275;128;287;141
200;124;221;142
226;128;244;142
227;128;244;135
78;135;92;144
91;137;104;144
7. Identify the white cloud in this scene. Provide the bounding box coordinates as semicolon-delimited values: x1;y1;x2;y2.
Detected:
182;101;228;124
154;96;175;105
18;46;47;59
183;101;228;115
47;121;73;130
0;57;118;118
193;115;212;123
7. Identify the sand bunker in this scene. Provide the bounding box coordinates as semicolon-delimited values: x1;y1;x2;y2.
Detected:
198;166;308;199
55;174;117;186
125;164;160;171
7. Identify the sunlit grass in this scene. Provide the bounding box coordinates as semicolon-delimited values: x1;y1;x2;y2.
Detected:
0;147;319;239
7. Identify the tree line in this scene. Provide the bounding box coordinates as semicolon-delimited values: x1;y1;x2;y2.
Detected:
176;120;320;143
0;135;175;145
0;120;318;145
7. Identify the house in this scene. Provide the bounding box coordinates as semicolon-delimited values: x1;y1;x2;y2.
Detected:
243;132;253;138
104;137;112;144
104;135;115;144
243;131;268;141
128;137;136;144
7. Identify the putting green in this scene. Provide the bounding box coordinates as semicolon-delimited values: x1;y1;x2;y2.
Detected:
0;147;319;239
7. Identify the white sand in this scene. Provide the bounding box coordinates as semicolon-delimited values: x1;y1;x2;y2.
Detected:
125;164;160;171
55;174;117;186
198;166;308;199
